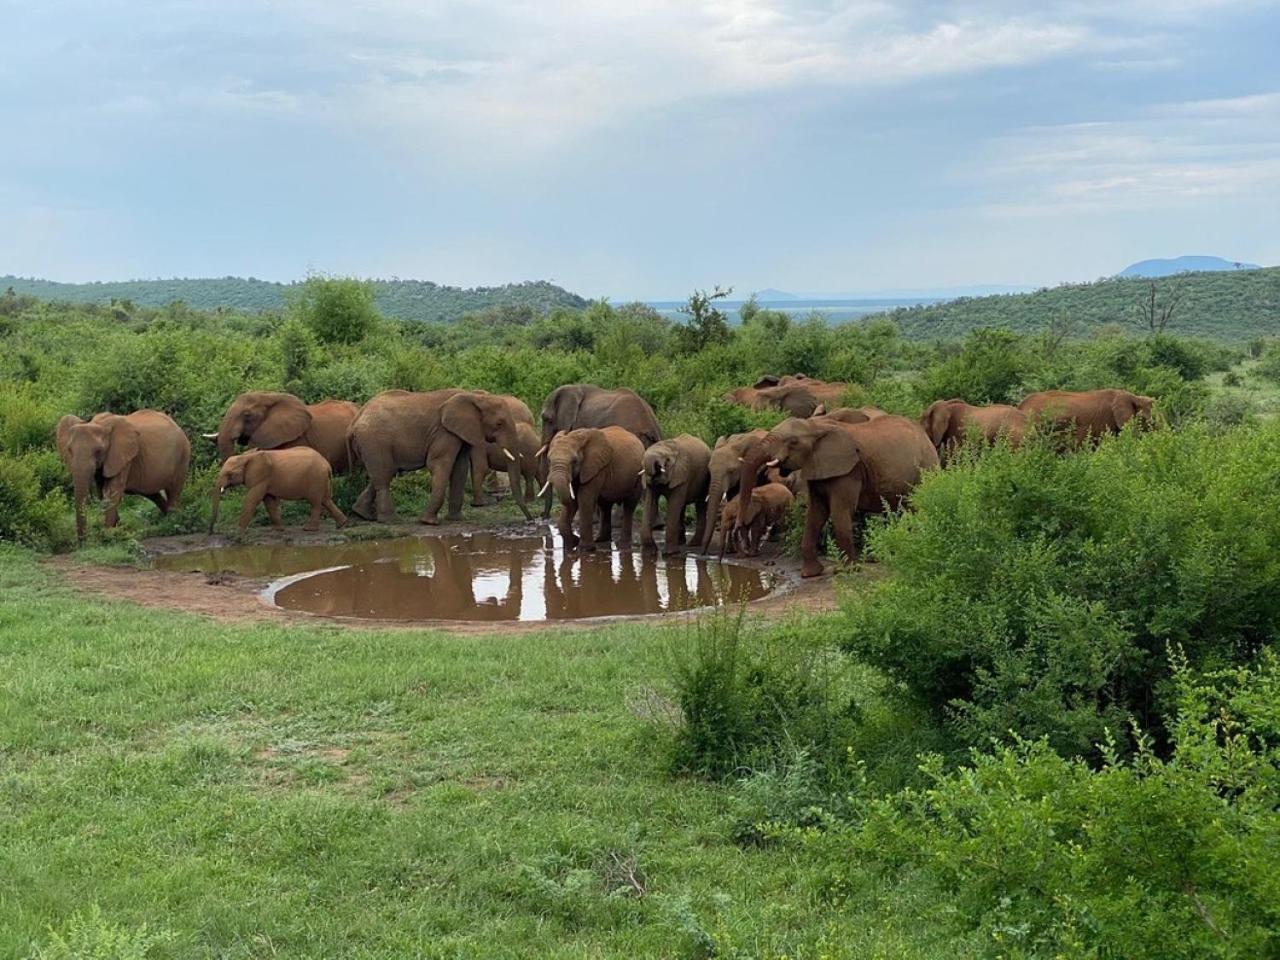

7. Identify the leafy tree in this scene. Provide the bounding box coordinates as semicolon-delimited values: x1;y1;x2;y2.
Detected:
676;286;732;354
289;275;378;345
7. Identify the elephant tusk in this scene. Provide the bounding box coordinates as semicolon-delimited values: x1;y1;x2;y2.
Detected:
219;486;225;494
766;458;780;467
202;432;219;440
568;483;576;501
503;447;516;461
638;469;646;477
538;479;551;497
536;444;548;458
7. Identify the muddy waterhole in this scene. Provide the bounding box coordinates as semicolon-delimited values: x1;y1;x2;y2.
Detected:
155;528;779;621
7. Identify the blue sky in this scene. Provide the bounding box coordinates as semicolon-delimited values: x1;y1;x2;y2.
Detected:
2;1;1277;299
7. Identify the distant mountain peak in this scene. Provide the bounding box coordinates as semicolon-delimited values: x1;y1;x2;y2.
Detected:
1118;256;1261;278
753;288;799;301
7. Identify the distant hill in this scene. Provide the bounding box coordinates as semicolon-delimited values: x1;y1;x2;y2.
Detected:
1118;256;1261;278
754;288;799;301
0;275;589;322
869;266;1280;342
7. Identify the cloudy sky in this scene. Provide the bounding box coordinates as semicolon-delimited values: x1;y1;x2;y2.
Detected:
2;0;1277;298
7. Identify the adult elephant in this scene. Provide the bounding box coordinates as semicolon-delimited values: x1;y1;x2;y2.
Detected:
1018;389;1154;446
473;392;536;506
57;410;190;541
737;415;938;578
206;391;359;473
348;389;529;524
696;429;768;554
921;399;1027;458
755;379;851;418
537;384;662;517
723;375;812;410
640;434;712;555
545;426;645;551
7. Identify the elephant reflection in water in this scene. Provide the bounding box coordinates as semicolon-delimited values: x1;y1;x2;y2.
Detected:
282;536;525;620
540;531;721;618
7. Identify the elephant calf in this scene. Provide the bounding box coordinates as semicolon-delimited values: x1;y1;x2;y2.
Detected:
210;448;346;533
731;482;795;558
640;434;712;555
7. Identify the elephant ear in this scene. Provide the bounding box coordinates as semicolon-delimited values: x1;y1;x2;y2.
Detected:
55;415;83;465
806;424;860;481
922;402;952;446
442;393;487;448
579;431;611;484
254;395;311;449
555;388;583;430
713;435;727;449
1110;391;1139;427
752;374;781;389
103;418;140;478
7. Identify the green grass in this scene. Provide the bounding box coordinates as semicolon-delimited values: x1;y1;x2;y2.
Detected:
0;546;960;959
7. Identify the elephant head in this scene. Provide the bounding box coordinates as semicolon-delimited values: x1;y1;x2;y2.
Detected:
209;391;311;462
755;383;823;418
443;391;530;518
642;440;692;493
57;413;140;542
1115;391;1156;430
737;418;860;515
698;429;767;553
540;385;587;448
920;399;964;448
545;429;610;504
208;451;259;532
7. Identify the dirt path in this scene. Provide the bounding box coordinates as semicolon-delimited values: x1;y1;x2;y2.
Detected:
51;522;840;635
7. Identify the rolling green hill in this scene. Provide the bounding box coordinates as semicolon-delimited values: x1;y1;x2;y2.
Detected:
874;266;1280;342
0;275;589;323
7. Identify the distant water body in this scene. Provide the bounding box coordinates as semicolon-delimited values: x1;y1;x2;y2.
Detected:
644;297;944;324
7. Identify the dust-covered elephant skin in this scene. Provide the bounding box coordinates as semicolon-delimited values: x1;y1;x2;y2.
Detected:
546;426;645;551
57;409;190;541
921;399;1027;459
1018;389;1154;446
208;391;359;473
640;434;712;555
210;447;345;533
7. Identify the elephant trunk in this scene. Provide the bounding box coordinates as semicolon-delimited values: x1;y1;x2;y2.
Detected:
736;442;773;518
548;458;576;506
72;470;92;542
508;457;531;520
208;484;224;534
700;475;729;554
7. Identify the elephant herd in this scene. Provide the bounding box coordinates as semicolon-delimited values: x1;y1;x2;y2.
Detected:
56;377;1155;579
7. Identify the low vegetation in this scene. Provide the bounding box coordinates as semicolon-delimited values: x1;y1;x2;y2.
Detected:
3;277;1279;956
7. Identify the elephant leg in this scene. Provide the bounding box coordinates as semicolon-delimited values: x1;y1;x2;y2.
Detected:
469;444;491;507
692;501;707;550
303;497;323;532
559;501;579;550
421;452;457;525
145;492;170;514
578;490;600;551
619;498;637;549
447;448;470;520
324;498;347;529
102;476;128;529
640;488;659;551
800;488;831;578
239;482;269;530
829;504;857;565
662;489;686;556
264;495;286;529
594;500;612;544
352;482;377;521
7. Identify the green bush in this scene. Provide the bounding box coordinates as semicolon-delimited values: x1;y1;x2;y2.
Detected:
0;383;60;455
0;456;75;551
842;424;1280;758
1255;341;1280;384
288;275;377;346
665;612;861;780
916;329;1028;404
815;651;1280;960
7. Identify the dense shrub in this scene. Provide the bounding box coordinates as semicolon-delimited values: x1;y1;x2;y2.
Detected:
288;275;377;345
916;329;1029;404
842;424;1280;757
0;456;74;551
802;652;1280;960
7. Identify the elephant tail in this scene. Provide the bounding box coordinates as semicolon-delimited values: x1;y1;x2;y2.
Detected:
346;429;362;471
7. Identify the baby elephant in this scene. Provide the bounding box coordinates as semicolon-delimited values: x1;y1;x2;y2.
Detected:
731;482;794;557
210;448;346;533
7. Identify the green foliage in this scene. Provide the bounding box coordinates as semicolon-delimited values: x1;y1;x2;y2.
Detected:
0;456;74;551
665;612;861;780
1255;340;1280;384
26;905;171;960
288;275;377;345
823;652;1280;959
842;425;1280;757
917;328;1029;403
276;316;315;389
675;287;733;354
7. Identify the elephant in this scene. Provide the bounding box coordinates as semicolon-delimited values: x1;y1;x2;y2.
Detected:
921;399;1027;458
485;420;541;508
537;384;662;517
737;415;939;578
812;404;886;420
640;434;712;555
697;429;768;554
714;495;743;558
1018;389;1155;446
348;389;530;524
209;447;346;533
545;426;645;551
728;482;795;558
57;409;190;542
473;393;537;507
753;379;852;418
724;374;816;409
206;391;359;473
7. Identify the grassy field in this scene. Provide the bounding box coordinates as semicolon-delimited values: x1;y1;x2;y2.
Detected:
0;546;959;959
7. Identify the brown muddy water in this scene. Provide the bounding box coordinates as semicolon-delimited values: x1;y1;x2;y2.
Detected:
155;529;779;622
